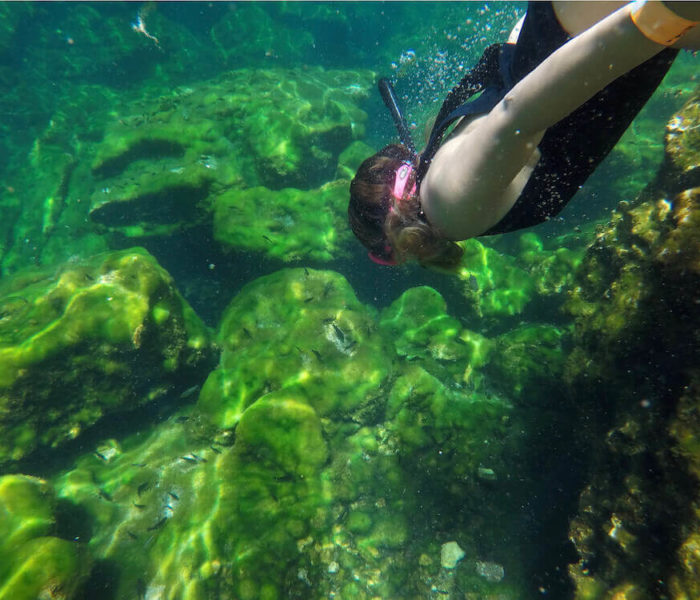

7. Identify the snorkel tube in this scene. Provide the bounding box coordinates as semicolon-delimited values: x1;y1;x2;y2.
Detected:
378;78;417;158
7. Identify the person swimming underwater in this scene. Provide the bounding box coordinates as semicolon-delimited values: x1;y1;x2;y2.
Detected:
348;1;700;269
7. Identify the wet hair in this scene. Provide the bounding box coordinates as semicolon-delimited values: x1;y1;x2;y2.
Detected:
348;144;464;269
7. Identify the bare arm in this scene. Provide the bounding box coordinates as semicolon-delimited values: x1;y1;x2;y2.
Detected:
422;2;699;240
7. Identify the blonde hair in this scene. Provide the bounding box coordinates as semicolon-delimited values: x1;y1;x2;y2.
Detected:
348;144;463;270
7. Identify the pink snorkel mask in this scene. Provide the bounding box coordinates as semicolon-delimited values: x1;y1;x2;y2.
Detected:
367;79;420;267
367;162;416;266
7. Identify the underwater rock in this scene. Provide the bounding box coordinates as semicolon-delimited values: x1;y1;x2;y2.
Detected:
665;93;700;180
44;264;536;599
2;66;373;276
518;232;584;296
454;239;536;323
379;285;493;388
199;267;393;427
564;89;700;598
448;233;585;330
487;324;568;401
475;560;505;583
337;140;377;180
213;179;353;262
0;474;90;600
441;541;466;569
386;365;511;493
89;67;372;236
0;248;213;467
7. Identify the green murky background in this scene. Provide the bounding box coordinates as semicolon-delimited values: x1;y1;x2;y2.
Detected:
1;3;700;600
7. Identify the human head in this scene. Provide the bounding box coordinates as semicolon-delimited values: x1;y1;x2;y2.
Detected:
348;143;464;269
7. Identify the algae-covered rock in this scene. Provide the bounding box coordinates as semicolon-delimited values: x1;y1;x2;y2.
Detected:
213;179;353;262
387;365;511;482
218;390;331;598
564;88;700;599
488;324;568;400
52;411;236;600
665;93;700;176
518;232;584;296
0;474;90;600
456;238;536;322
43;261;539;599
0;248;214;466
89;67;373;239
2;65;374;276
199;267;393;428
379;285;492;387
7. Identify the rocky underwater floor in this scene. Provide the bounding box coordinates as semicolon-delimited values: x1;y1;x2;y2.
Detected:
1;5;700;598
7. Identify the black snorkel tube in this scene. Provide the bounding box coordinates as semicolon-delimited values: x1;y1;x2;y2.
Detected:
378;78;417;159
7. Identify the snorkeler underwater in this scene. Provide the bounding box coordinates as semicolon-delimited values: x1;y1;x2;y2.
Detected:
0;2;699;599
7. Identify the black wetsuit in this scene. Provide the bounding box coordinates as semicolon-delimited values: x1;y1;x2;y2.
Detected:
418;2;678;236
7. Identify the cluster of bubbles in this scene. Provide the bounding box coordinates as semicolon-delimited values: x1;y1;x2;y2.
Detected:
387;3;524;143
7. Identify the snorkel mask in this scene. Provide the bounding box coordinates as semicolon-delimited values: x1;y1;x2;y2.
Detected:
367;79;419;266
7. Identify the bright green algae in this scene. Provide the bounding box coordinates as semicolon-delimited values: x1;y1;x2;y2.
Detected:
16;266;561;599
449;235;584;325
1;66;373;276
200;268;393;427
213;180;351;263
0;248;214;467
0;474;90;600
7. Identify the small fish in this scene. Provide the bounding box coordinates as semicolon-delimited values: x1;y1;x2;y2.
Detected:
311;349;322;361
331;323;345;343
133;503;146;509
210;445;222;454
98;489;113;502
304;267;310;276
165;504;174;511
181;456;198;463
190;453;207;463
132;462;147;468
262;234;273;243
127;530;139;540
179;385;200;400
147;517;168;531
242;327;252;338
137;482;151;496
93;450;108;461
304;297;314;303
168;491;179;501
175;416;189;423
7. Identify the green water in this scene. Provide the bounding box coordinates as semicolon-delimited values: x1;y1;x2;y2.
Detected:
0;3;699;600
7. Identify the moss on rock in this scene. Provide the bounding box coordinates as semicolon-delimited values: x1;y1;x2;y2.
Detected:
213;179;353;262
0;248;214;466
199;267;393;427
0;474;90;600
379;285;493;388
564;88;700;599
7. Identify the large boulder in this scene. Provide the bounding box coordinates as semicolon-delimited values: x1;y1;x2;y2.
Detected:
564;89;700;599
0;248;214;467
